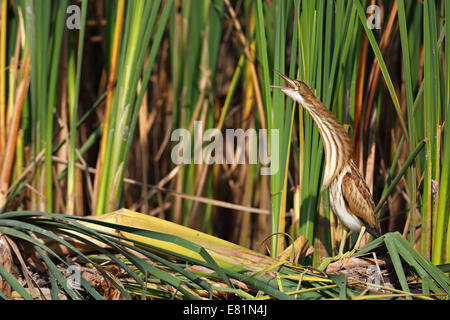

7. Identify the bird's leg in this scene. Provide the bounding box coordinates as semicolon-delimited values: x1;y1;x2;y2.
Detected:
317;229;348;271
338;229;348;256
354;226;366;251
341;226;366;259
318;227;366;271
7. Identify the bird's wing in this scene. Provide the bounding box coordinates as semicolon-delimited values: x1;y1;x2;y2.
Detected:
341;162;381;238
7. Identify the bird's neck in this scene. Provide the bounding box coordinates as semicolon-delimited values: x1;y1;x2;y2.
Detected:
301;98;353;189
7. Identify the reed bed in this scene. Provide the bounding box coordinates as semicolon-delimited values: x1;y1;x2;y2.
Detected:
0;0;448;300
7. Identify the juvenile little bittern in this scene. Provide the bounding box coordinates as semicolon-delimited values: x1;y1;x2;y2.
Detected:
272;71;381;266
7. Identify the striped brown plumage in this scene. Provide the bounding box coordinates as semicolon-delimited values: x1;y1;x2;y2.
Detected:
273;72;381;238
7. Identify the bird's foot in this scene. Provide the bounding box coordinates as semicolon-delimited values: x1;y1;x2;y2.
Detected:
317;249;357;271
340;248;356;260
317;256;338;271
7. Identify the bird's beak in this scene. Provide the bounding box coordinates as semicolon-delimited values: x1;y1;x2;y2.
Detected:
270;71;297;90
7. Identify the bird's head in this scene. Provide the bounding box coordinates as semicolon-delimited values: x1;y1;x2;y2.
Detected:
271;71;314;106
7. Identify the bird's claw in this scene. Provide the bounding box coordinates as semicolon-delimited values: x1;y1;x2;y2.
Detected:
317;249;356;271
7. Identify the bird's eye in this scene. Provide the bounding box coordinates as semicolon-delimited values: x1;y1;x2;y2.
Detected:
294;80;302;88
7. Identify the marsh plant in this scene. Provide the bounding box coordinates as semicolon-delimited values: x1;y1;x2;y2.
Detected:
0;0;448;300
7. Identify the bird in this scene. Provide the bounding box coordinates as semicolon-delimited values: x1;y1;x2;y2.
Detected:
272;71;381;268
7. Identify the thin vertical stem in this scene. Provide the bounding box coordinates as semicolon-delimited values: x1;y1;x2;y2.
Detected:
67;0;88;215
